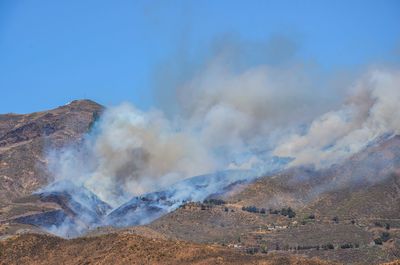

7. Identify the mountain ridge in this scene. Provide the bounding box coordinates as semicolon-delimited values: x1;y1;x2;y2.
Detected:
0;100;399;265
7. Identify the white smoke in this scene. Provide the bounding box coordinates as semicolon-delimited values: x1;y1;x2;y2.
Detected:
87;104;218;205
273;69;400;168
47;57;337;206
48;104;217;207
178;60;336;150
47;53;400;209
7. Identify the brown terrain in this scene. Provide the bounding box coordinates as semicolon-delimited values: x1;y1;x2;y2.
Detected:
0;233;338;265
148;136;400;264
0;99;102;203
0;100;399;265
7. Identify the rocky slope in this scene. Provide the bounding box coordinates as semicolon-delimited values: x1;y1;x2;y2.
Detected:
0;100;102;203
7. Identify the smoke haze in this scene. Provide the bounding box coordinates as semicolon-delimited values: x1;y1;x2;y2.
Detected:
47;57;400;208
43;44;400;237
273;69;400;168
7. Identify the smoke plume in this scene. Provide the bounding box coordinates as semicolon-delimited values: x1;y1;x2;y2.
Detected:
273;69;400;168
43;46;400;237
48;56;344;206
48;62;400;207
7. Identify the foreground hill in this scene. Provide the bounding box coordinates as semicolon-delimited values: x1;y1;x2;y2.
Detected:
0;233;336;265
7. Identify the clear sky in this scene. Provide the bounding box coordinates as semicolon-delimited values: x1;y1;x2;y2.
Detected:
1;0;399;113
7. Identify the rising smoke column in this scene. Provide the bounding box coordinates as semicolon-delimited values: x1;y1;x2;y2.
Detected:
47;54;400;209
47;58;339;206
47;104;216;207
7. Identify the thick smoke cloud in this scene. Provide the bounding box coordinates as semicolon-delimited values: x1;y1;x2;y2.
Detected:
273;69;400;168
48;105;216;207
47;57;340;206
46;47;399;211
87;104;218;205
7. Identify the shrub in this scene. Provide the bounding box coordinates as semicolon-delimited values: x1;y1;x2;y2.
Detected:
332;216;339;223
242;206;260;213
269;209;280;214
281;208;289;216
297;245;319;250
224;207;229;212
246;247;259;255
279;207;296;218
374;238;383;245
385;223;391;230
260;245;268;253
203;199;226;205
381;232;390;242
322;243;334;250
340;243;353;249
282;244;290;251
287;208;296;218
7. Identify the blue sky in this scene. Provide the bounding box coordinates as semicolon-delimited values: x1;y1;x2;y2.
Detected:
1;0;399;113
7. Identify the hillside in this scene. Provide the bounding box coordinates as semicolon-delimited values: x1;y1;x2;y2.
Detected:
0;233;337;265
148;135;400;264
0;100;400;264
0;100;102;203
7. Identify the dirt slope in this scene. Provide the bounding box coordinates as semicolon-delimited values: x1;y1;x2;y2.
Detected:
148;136;400;264
0;233;336;265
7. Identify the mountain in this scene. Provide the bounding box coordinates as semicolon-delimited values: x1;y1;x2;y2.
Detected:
1;100;399;265
0;100;102;203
